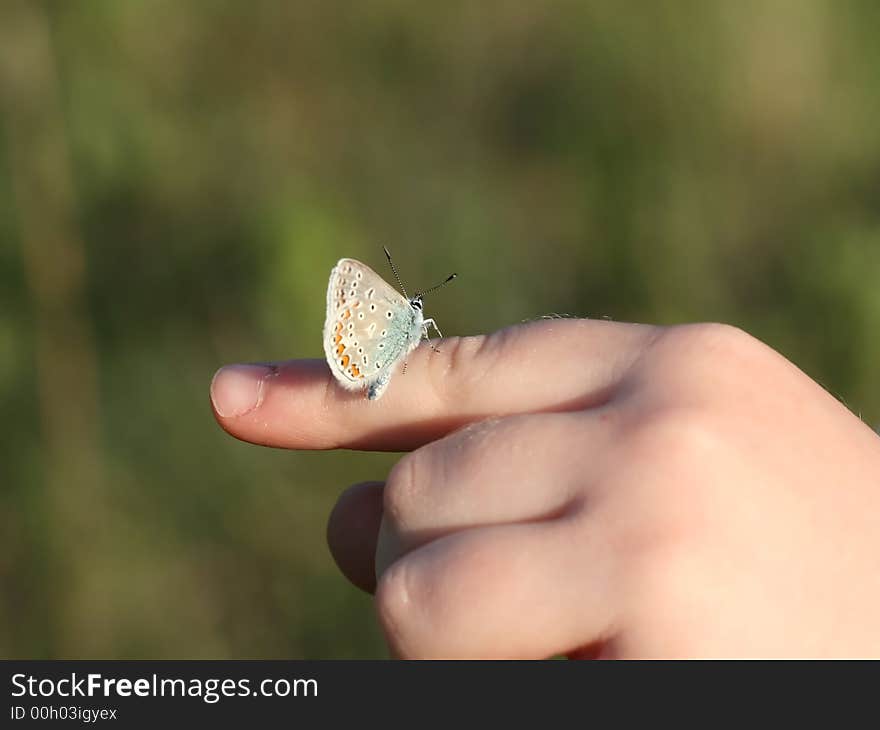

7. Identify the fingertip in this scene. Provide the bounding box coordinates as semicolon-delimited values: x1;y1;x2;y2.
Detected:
210;359;342;448
327;481;386;594
210;363;277;419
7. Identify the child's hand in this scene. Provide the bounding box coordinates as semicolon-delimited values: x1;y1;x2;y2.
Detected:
211;320;880;658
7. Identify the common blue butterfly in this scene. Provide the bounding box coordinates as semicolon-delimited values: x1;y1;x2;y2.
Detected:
323;249;455;400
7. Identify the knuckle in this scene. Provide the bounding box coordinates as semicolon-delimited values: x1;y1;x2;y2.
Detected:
654;322;769;372
633;322;780;409
693;322;765;361
383;416;509;525
603;406;729;568
374;560;416;657
383;454;420;527
611;405;727;516
375;536;501;658
666;321;753;348
623;404;725;490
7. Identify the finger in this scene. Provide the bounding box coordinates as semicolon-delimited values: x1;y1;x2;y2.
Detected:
376;410;613;571
210;318;656;451
326;481;384;594
375;517;615;659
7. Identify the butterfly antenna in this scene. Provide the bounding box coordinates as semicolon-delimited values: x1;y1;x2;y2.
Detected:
416;272;457;299
383;246;408;299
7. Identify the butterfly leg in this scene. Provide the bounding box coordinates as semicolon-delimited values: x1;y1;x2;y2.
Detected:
422;318;443;338
421;318;444;353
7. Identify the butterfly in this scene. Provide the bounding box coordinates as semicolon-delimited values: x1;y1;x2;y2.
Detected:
323;248;456;400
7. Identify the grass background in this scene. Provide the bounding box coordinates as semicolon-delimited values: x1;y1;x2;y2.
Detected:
1;0;879;657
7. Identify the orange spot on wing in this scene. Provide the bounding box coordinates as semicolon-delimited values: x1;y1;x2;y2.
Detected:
336;344;345;356
335;322;343;334
334;334;342;345
350;364;360;377
341;355;350;368
342;309;351;320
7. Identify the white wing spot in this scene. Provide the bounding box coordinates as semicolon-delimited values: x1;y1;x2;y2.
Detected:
386;311;393;319
366;288;374;298
358;312;365;320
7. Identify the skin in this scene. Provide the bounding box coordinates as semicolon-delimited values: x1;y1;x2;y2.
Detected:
210;320;880;658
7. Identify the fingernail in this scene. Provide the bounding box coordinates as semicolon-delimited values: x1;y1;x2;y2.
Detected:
210;364;275;418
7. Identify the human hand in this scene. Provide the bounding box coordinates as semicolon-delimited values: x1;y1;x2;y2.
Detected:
211;320;880;658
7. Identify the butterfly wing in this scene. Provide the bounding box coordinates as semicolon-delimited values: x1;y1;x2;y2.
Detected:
323;258;417;397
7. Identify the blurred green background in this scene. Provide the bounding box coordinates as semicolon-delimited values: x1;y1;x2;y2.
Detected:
1;0;879;658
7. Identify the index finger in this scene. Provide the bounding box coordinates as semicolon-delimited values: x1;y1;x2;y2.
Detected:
209;319;657;451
